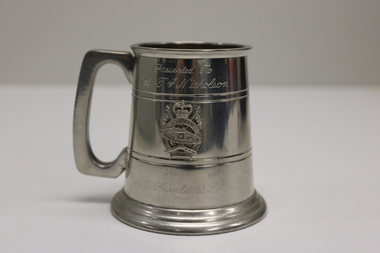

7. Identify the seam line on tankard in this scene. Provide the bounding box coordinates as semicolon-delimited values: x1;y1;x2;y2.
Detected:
132;88;249;97
132;93;249;103
129;148;252;167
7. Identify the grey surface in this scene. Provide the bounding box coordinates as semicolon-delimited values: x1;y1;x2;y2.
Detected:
1;83;379;252
1;1;380;85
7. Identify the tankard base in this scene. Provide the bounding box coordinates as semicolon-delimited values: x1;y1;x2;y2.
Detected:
111;189;266;235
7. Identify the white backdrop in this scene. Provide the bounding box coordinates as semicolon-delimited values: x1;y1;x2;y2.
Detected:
1;0;379;85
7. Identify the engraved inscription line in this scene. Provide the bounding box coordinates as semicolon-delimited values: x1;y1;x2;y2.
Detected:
142;64;228;90
133;178;228;196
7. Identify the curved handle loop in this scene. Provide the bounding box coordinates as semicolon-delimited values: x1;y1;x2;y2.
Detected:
73;50;134;178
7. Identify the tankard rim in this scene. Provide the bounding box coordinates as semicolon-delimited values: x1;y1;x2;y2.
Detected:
131;41;252;58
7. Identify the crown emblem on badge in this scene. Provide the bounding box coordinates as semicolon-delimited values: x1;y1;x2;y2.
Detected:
161;101;203;158
173;101;193;118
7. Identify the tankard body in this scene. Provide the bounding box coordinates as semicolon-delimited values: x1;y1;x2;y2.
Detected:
74;42;266;235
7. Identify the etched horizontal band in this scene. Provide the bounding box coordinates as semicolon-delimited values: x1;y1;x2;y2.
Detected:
129;148;252;167
133;88;249;97
132;88;249;103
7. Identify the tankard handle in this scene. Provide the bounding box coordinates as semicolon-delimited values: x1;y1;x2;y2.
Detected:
73;50;134;178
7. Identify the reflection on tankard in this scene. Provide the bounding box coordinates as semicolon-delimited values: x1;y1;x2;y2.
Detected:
73;42;266;235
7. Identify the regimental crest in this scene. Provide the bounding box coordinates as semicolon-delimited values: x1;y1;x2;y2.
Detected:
161;101;203;158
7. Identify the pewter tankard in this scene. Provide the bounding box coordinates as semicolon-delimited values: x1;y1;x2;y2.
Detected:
73;42;266;235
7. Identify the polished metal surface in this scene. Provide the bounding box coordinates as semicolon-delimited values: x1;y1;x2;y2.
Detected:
73;42;266;235
73;50;134;178
111;189;266;235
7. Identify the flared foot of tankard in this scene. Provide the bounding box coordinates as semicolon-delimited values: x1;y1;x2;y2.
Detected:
111;189;267;235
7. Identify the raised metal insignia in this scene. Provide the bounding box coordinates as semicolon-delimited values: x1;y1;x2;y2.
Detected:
161;101;203;158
